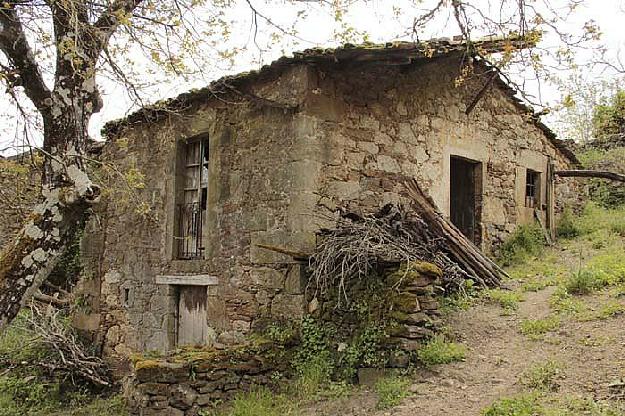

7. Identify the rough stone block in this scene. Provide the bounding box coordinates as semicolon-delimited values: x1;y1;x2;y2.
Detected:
285;263;306;295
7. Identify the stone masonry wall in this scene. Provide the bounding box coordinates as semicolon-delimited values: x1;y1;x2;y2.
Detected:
128;343;284;415
80;66;320;372
82;56;577;370
290;57;575;253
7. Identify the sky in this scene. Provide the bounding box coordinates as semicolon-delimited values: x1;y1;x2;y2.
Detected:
1;0;625;156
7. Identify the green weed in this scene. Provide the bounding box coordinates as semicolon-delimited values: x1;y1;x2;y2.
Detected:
520;360;563;391
557;209;580;239
482;393;542;416
565;270;601;295
498;224;546;266
374;376;411;410
484;289;524;312
596;300;625;319
227;387;297;416
416;336;466;367
519;316;560;339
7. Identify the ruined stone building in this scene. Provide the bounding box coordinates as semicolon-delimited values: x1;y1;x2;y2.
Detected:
66;39;578;368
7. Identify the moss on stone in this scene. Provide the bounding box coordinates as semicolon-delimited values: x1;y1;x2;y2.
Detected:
390;292;418;312
134;359;163;370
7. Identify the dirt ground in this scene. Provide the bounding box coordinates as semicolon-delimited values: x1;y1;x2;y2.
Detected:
303;243;625;416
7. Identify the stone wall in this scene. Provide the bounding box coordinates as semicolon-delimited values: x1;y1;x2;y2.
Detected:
80;66;318;371
295;56;576;253
83;55;577;368
128;342;284;415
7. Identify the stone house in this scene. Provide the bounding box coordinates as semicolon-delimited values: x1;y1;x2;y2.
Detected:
75;38;577;367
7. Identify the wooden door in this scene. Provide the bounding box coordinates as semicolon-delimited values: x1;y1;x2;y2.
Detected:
177;285;209;346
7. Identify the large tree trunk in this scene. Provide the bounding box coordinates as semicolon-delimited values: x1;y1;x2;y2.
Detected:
0;100;99;329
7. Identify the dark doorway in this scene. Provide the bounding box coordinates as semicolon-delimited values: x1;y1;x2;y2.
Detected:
450;156;482;245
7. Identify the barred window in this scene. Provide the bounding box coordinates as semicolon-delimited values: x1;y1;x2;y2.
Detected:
176;136;209;259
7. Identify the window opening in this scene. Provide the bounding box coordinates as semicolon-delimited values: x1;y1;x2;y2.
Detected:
525;169;540;209
177;136;209;259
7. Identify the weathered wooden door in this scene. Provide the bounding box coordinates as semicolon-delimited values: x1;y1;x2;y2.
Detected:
450;156;481;245
177;285;209;346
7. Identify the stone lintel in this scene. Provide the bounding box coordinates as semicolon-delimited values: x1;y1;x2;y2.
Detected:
155;275;219;286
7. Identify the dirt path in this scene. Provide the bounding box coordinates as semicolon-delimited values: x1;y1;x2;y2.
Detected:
304;277;625;416
381;286;624;415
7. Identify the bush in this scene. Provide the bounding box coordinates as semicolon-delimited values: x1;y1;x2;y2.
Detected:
416;336;466;367
556;209;580;239
498;224;546;266
374;376;411;410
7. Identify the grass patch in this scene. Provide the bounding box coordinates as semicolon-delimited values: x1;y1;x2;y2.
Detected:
498;224;547;267
416;336;466;367
596;300;625;320
565;270;602;295
543;395;625;416
484;289;524;312
549;287;590;318
519;316;560;339
482;393;542;416
520;360;563;392
223;387;298;416
48;395;127;416
374;376;411;410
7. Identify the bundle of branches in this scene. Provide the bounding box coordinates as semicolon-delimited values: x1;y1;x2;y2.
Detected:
309;180;507;301
22;303;111;387
309;205;467;301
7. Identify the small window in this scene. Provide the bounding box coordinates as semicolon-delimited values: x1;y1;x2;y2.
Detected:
525;169;541;209
176;136;209;259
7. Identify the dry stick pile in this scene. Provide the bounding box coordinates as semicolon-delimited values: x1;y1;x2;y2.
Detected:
309;180;507;301
24;303;111;387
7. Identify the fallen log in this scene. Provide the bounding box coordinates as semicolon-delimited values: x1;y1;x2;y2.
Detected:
555;170;625;182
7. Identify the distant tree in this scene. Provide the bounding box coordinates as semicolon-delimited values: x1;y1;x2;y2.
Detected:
592;89;625;139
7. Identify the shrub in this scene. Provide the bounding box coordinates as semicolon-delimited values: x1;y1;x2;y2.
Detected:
556;209;580;239
520;360;563;391
374;376;411;410
519;316;560;338
565;270;600;295
482;393;542;416
416;336;466;367
498;224;546;266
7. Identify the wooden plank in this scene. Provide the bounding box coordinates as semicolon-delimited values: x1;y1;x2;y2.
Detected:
177;286;209;346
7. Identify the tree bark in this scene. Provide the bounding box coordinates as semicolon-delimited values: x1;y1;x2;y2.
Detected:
0;181;98;328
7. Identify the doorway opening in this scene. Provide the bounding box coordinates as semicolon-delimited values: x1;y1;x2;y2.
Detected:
450;156;483;246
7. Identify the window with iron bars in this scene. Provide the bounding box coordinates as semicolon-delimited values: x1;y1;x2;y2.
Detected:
525;169;541;209
176;136;209;260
